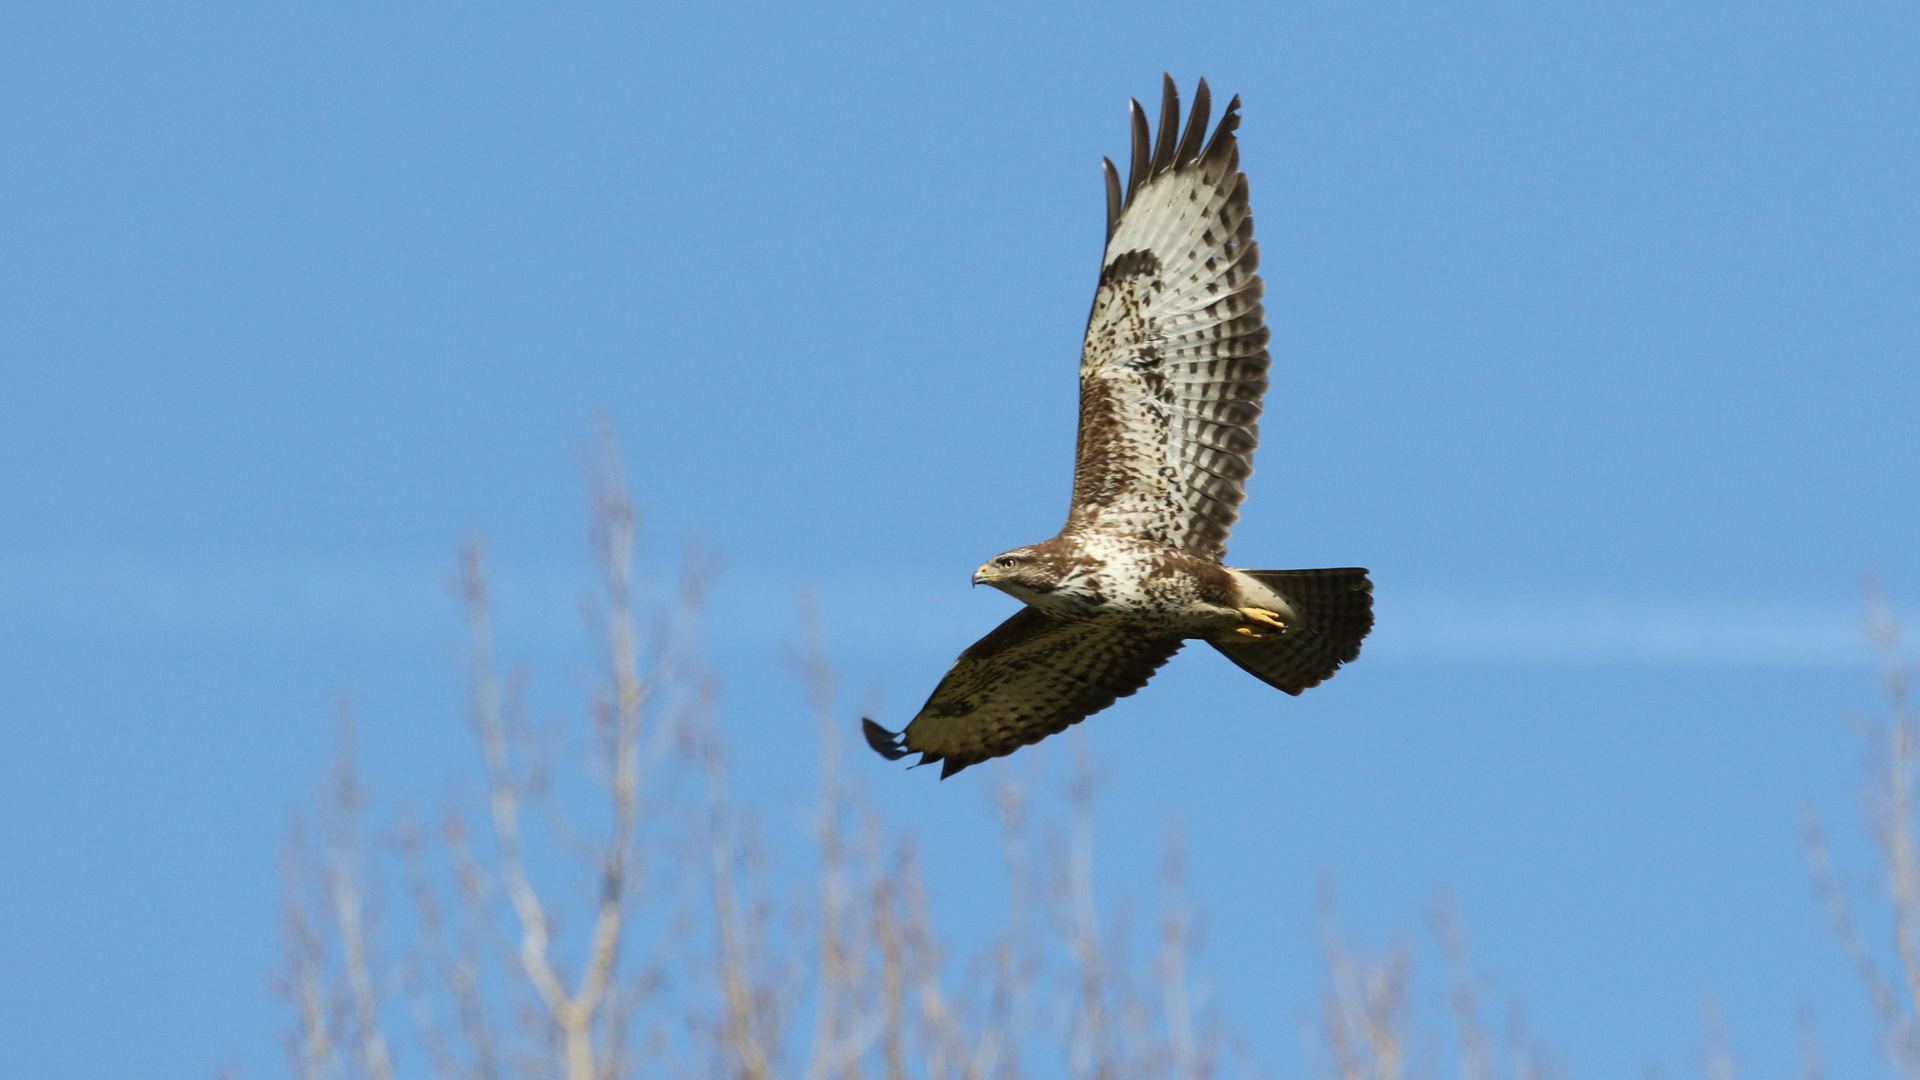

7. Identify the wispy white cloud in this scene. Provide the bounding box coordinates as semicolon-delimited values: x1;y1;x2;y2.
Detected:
0;552;586;644
1367;591;1880;668
0;554;1892;669
779;576;1893;670
0;554;433;640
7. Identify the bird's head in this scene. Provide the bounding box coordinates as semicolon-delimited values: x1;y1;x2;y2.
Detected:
973;547;1055;598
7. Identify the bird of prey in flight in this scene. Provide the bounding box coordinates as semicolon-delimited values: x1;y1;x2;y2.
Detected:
864;76;1372;779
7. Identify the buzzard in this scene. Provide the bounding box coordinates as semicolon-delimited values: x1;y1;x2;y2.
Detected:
864;76;1372;779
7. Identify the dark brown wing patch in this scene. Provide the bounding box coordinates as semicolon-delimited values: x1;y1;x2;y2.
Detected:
1071;77;1269;563
866;608;1184;778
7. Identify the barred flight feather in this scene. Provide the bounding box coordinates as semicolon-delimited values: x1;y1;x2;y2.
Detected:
866;608;1184;778
1069;76;1270;563
1170;417;1258;454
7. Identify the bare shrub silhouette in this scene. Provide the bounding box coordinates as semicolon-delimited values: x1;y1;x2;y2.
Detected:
300;432;1920;1080
271;430;1920;1080
1806;588;1920;1078
1312;888;1557;1080
275;435;1222;1080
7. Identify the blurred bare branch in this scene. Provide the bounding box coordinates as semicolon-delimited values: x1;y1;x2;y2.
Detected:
277;811;332;1080
1701;997;1735;1080
696;675;783;1080
273;708;395;1080
1061;733;1116;1080
1433;895;1491;1080
1807;585;1920;1077
1155;831;1215;1080
1799;1010;1824;1080
278;426;1569;1080
1318;882;1408;1080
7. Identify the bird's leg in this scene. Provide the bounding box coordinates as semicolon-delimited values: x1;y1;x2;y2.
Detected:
1234;606;1287;639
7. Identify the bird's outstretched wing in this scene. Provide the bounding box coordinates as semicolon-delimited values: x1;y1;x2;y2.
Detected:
1068;76;1268;564
863;607;1184;779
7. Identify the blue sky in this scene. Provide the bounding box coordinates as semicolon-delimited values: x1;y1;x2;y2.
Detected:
3;1;1918;1076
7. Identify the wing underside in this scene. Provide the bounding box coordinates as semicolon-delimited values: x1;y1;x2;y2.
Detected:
1069;76;1269;564
865;608;1184;779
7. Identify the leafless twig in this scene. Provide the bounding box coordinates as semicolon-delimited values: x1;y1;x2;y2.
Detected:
1806;586;1920;1077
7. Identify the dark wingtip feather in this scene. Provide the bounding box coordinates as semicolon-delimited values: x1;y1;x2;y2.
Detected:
1102;157;1122;239
1150;73;1180;178
1201;94;1243;163
1108;78;1238;228
861;718;910;761
1175;78;1211;165
1125;98;1151;206
939;756;970;780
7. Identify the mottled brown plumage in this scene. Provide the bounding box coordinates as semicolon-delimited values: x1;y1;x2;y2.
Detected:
864;77;1373;779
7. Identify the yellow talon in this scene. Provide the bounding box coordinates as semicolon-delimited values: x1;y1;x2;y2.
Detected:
1238;606;1287;632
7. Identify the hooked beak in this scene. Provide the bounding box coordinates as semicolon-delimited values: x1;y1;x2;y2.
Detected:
973;564;1001;587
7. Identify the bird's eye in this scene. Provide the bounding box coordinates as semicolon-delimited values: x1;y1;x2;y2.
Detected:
996;556;1017;568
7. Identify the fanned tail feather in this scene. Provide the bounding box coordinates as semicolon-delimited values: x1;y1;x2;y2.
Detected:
1212;568;1373;695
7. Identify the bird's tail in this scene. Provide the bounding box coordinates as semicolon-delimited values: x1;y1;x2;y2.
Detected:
1210;568;1373;695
